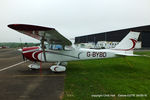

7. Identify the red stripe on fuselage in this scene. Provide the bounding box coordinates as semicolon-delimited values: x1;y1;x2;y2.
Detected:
22;47;40;61
23;47;39;51
23;51;36;61
34;50;43;61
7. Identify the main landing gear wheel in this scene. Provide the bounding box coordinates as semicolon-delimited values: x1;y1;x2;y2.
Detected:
50;62;66;72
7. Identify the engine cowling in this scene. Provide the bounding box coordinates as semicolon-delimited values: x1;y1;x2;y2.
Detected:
50;65;66;72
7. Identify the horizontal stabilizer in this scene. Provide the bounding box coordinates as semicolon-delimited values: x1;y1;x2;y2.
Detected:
115;53;140;57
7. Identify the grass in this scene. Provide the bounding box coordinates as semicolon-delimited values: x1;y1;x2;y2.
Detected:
63;51;150;100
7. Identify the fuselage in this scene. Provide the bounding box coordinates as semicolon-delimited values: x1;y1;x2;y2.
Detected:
22;46;120;62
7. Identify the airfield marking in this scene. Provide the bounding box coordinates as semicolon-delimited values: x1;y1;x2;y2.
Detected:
0;61;26;72
14;74;65;77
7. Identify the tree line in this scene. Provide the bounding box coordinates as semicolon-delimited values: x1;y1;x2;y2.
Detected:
0;42;40;48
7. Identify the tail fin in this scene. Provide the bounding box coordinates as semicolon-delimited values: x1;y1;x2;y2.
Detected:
114;31;140;52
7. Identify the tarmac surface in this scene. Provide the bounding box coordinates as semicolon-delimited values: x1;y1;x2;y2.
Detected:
0;48;65;100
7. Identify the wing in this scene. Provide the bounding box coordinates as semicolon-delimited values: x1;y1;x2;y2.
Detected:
8;24;72;45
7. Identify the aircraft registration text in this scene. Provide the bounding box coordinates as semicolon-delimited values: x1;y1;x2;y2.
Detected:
87;52;107;57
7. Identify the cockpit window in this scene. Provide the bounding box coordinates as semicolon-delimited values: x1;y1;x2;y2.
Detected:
48;44;63;50
41;43;63;50
51;45;63;50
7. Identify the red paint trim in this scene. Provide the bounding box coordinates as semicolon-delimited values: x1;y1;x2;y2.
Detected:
22;47;40;61
54;66;58;72
23;51;35;61
23;47;39;51
34;50;43;61
8;24;55;31
113;39;137;51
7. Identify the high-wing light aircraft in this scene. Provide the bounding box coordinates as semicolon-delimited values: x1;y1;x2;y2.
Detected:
8;24;140;72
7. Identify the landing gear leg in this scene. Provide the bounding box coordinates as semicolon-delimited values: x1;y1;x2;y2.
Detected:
57;61;60;66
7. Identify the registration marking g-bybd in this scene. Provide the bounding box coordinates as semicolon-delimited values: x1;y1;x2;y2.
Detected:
87;52;107;58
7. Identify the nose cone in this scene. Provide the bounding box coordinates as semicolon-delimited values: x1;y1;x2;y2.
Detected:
17;48;22;52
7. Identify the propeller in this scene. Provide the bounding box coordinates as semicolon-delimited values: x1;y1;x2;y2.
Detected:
22;53;25;61
17;48;26;61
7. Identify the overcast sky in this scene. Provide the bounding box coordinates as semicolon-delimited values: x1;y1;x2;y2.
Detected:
1;0;150;43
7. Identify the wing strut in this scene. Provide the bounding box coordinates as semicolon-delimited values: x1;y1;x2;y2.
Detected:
41;34;47;62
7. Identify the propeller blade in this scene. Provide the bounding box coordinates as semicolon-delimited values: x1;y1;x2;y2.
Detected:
17;48;25;61
22;53;25;61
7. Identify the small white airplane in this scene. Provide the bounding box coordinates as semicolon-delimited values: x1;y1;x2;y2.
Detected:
8;24;140;72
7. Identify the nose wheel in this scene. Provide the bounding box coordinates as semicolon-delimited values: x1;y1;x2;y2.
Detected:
28;63;40;70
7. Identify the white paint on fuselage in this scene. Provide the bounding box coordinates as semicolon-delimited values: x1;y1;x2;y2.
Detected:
37;48;121;62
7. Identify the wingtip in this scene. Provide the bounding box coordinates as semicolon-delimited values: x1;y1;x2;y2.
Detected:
8;24;22;29
7;24;55;31
7;24;13;28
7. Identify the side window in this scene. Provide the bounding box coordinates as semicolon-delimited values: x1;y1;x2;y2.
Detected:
48;44;63;50
54;45;63;50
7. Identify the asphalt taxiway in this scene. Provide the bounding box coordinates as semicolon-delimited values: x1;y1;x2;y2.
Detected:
0;48;64;100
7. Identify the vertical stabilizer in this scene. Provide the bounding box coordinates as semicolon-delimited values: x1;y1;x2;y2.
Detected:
114;31;140;52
